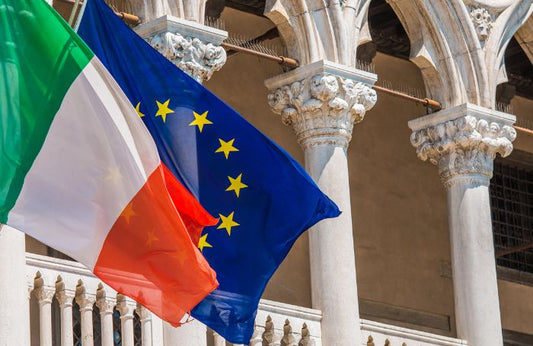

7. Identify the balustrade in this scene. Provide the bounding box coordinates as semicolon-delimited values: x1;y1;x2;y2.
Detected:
24;252;468;346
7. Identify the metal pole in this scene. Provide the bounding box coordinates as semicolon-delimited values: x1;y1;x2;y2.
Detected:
68;0;81;26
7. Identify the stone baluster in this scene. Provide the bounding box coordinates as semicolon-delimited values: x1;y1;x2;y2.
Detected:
212;331;226;346
55;283;76;346
33;283;55;346
266;60;377;345
117;294;136;346
409;103;517;345
0;225;30;345
96;285;116;346
281;319;297;346
262;316;281;346
136;304;153;346
75;283;96;346
298;323;314;346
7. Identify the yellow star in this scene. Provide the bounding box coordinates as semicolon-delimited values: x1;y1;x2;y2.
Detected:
198;234;212;252
146;230;159;247
226;173;248;198
215;138;239;159
104;166;122;182
217;212;240;236
122;204;136;224
155;99;175;122
135;102;144;117
189;111;213;132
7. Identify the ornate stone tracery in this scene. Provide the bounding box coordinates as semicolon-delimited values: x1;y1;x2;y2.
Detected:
409;104;516;186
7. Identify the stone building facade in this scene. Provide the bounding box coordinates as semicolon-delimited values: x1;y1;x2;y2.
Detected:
1;0;532;345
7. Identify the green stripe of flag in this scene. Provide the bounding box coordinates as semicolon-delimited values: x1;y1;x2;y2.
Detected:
0;0;94;221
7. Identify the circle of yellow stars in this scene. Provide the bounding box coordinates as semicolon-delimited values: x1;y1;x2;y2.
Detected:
135;98;248;252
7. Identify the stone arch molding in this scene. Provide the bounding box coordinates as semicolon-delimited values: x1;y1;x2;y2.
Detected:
264;0;373;67
384;0;532;109
128;0;207;23
516;14;533;64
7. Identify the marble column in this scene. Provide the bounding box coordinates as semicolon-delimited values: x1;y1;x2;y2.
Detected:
34;285;55;346
409;103;516;346
56;288;76;346
266;60;377;345
75;289;96;346
136;304;153;346
117;295;136;346
0;226;30;346
96;290;116;346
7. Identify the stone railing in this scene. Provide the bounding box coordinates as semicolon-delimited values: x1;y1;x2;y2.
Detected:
25;253;467;346
361;320;468;346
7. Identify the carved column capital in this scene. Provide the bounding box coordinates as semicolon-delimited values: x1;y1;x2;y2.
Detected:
135;15;227;83
75;286;96;312
116;294;135;320
409;103;516;187
96;294;115;316
56;288;76;309
135;304;151;322
265;60;377;149
34;285;55;305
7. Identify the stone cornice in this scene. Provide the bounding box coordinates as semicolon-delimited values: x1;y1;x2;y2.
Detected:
135;16;228;83
409;104;516;187
265;60;377;149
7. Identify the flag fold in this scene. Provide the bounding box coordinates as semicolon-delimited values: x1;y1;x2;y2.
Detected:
0;0;217;326
78;1;341;342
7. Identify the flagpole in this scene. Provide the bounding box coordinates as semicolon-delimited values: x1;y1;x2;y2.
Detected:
67;0;81;26
73;0;88;32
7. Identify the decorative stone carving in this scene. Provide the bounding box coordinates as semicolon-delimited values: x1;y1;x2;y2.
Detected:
56;289;75;308
281;319;297;346
264;0;372;66
386;0;533;108
135;15;228;84
463;0;515;12
299;323;314;346
116;294;135;320
147;31;226;83
409;104;516;187
266;61;377;149
470;7;493;41
34;286;55;305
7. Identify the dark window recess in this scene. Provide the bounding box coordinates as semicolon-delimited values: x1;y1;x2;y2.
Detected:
490;154;533;274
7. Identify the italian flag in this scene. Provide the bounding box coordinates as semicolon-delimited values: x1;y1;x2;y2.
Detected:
0;0;218;324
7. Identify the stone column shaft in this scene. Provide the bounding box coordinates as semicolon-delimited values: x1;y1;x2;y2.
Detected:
96;292;116;346
117;295;135;346
447;178;503;344
56;288;75;346
0;226;30;346
34;286;55;346
306;144;359;339
266;60;377;345
409;103;516;346
75;292;96;345
136;304;153;346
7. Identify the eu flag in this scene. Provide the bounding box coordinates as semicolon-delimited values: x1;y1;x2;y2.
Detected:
78;0;340;343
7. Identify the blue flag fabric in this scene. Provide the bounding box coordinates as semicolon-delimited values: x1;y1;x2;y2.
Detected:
78;0;340;343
